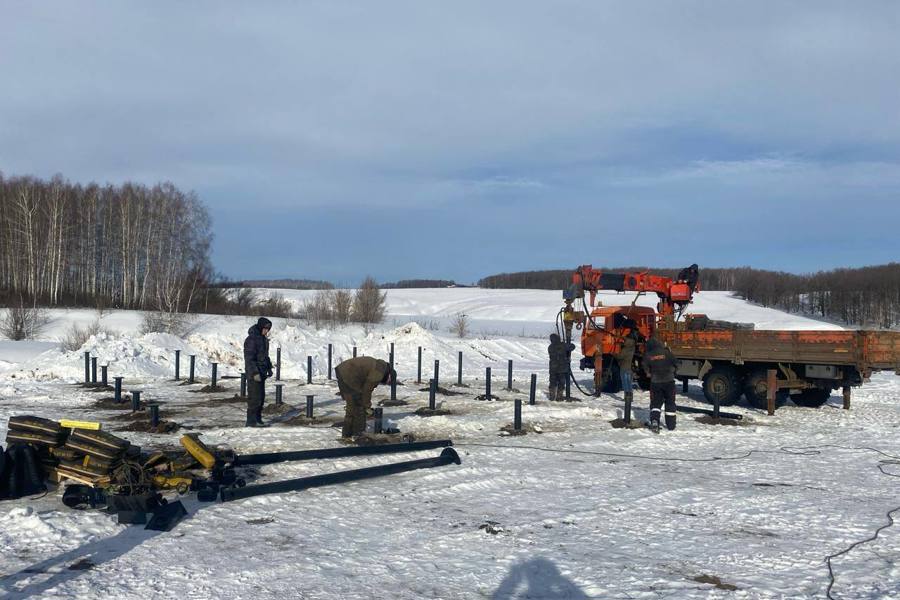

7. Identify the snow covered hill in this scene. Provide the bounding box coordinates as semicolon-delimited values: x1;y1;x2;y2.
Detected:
0;290;896;599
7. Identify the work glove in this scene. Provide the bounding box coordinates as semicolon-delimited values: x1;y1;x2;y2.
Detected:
253;374;262;382
365;408;375;418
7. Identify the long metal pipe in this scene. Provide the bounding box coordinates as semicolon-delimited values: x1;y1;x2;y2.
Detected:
222;447;461;502
234;439;454;466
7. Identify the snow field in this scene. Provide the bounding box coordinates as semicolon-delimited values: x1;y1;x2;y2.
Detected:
0;289;896;599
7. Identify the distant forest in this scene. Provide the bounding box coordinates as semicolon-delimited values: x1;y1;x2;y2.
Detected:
479;264;900;329
0;173;212;313
381;279;465;289
214;279;334;290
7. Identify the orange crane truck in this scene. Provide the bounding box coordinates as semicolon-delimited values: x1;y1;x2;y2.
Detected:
560;264;900;409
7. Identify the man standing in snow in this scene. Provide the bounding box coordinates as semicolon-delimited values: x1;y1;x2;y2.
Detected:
547;333;575;401
243;317;274;427
614;326;637;405
334;356;395;439
641;336;678;433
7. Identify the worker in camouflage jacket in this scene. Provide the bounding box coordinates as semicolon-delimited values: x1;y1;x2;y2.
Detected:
641;336;678;432
547;333;575;401
335;356;395;438
243;317;274;427
614;327;637;407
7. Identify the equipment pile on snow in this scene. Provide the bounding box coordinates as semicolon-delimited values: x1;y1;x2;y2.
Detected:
2;414;462;531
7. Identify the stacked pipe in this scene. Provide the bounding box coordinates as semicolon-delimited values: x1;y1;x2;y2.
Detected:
5;416;67;477
58;428;134;486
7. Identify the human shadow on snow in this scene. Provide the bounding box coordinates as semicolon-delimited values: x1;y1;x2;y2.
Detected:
492;557;590;600
0;498;208;600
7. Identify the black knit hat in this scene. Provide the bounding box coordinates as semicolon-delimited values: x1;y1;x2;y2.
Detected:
257;317;273;331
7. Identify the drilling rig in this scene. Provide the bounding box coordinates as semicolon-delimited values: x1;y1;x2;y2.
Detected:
558;264;900;408
558;264;700;393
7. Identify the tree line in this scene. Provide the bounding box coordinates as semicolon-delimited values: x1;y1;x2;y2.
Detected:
0;173;212;313
479;264;900;328
213;278;334;290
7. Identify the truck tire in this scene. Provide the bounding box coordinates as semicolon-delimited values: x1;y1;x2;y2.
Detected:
793;388;831;408
702;367;742;406
743;370;788;410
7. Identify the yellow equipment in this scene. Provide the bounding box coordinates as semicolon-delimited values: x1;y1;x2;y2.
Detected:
180;434;217;469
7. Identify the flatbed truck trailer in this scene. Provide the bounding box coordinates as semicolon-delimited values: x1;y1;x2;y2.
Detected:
658;324;900;408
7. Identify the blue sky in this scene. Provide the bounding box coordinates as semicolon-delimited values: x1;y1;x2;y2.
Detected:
1;2;898;283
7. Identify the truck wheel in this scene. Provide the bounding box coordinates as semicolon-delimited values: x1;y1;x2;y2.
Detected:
743;370;788;409
793;388;831;408
703;367;742;406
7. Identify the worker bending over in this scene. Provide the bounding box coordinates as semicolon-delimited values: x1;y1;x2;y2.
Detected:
335;356;396;438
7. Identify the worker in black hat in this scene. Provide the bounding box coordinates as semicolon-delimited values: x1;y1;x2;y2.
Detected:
243;317;274;427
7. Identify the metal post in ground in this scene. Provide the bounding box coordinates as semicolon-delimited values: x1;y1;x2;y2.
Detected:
306;394;314;417
131;390;141;412
565;371;571;400
485;367;492;399
429;379;436;410
624;393;632;424
457;351;463;386
529;374;536;405
240;373;247;398
388;343;396;401
189;355;196;383
114;377;123;403
327;344;333;380
211;362;218;389
276;348;282;381
843;385;851;410
148;404;160;427
84;352;90;384
417;346;422;383
766;369;777;416
307;355;312;384
681;378;688;395
101;365;108;388
275;384;284;406
514;399;522;431
374;407;383;434
352;346;357;358
434;360;440;391
91;357;98;384
507;359;513;391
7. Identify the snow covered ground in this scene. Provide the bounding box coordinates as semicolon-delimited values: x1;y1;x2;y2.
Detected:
0;289;897;599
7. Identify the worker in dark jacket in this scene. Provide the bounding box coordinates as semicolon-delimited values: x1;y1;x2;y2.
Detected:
548;333;575;401
335;356;395;438
243;317;274;427
641;336;678;432
614;328;637;405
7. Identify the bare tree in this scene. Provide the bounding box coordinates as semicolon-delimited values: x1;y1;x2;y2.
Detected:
0;302;49;340
450;313;470;338
232;288;258;313
302;290;334;329
140;311;192;337
351;277;387;325
332;290;353;324
61;319;102;351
